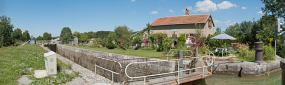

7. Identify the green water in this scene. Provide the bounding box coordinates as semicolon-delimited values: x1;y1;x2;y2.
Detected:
193;71;282;85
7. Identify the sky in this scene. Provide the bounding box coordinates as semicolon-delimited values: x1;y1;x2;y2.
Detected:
1;0;266;37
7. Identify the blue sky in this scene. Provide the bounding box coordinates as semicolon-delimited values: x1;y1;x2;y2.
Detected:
1;0;265;37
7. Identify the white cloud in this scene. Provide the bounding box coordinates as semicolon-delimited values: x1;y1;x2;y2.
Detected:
158;7;161;9
150;11;158;14
131;0;135;2
194;0;217;12
182;6;193;13
214;20;222;23
242;7;247;9
169;9;174;13
224;20;236;26
132;12;136;14
186;6;193;11
217;1;238;9
257;11;264;14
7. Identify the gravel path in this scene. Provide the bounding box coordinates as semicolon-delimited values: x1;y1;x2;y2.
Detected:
41;46;112;85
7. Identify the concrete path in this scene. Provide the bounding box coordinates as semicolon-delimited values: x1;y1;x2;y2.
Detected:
21;40;30;46
41;46;112;85
18;75;33;85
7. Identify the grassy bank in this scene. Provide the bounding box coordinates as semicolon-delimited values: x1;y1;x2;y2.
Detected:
65;44;175;59
0;44;78;85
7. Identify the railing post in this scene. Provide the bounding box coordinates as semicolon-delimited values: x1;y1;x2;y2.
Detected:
203;66;205;78
177;59;180;85
95;65;97;75
112;72;114;85
144;77;146;85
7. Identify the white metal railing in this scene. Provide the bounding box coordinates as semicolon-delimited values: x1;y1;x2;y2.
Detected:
95;65;119;84
94;57;123;85
124;54;215;85
166;49;194;60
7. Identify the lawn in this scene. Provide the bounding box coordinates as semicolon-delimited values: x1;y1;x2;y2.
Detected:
65;45;175;60
0;44;78;85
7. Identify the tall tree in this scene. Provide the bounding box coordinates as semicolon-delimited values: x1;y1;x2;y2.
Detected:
261;0;285;18
256;15;277;45
114;25;133;50
215;27;222;34
96;31;110;39
72;31;81;38
0;16;14;47
79;33;88;43
12;28;22;41
22;30;30;41
60;27;72;44
36;36;44;40
43;32;52;40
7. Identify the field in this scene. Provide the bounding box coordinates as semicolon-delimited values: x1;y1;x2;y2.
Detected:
65;45;176;60
0;44;78;84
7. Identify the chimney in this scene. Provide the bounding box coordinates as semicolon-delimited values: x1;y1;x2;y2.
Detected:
185;8;189;15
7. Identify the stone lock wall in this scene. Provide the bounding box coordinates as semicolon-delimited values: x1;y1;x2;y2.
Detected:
56;44;175;82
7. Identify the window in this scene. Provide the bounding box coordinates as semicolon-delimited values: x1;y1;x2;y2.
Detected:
208;20;212;28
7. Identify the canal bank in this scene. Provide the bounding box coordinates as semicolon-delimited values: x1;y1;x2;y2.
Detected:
212;56;282;77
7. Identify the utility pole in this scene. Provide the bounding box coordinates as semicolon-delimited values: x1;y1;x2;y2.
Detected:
277;19;283;58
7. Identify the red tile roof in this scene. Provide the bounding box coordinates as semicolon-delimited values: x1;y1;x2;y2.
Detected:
151;14;211;26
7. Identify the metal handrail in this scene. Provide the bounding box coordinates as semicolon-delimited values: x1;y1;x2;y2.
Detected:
95;57;123;73
124;55;215;85
93;57;123;85
166;49;194;60
95;65;119;84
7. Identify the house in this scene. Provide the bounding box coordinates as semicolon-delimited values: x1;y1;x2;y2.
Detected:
151;9;215;38
51;38;62;44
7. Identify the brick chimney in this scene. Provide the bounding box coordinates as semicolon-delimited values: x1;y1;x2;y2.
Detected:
185;8;189;15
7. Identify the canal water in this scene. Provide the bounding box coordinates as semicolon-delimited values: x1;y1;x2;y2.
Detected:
30;40;35;44
188;71;281;85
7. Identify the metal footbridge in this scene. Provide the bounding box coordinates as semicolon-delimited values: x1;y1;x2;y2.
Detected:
94;49;215;85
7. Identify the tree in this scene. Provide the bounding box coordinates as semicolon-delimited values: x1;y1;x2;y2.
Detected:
114;25;133;50
43;32;52;40
22;30;30;41
261;0;285;18
84;31;96;39
60;27;72;44
106;32;116;49
215;27;221;34
79;33;88;43
256;15;276;45
36;36;44;40
12;28;22;41
96;31;110;40
72;31;81;38
0;16;14;47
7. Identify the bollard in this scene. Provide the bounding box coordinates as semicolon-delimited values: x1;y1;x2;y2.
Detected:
254;42;263;63
281;59;285;85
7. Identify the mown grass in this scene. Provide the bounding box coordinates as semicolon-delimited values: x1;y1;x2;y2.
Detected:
65;44;176;60
0;44;78;85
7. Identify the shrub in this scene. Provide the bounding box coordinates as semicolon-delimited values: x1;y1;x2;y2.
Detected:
263;45;275;61
163;37;173;54
237;44;255;61
106;43;116;49
133;35;142;50
178;34;186;45
279;49;285;58
106;32;116;49
150;33;167;52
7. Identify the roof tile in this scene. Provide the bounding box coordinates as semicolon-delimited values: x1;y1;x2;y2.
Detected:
151;14;210;26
